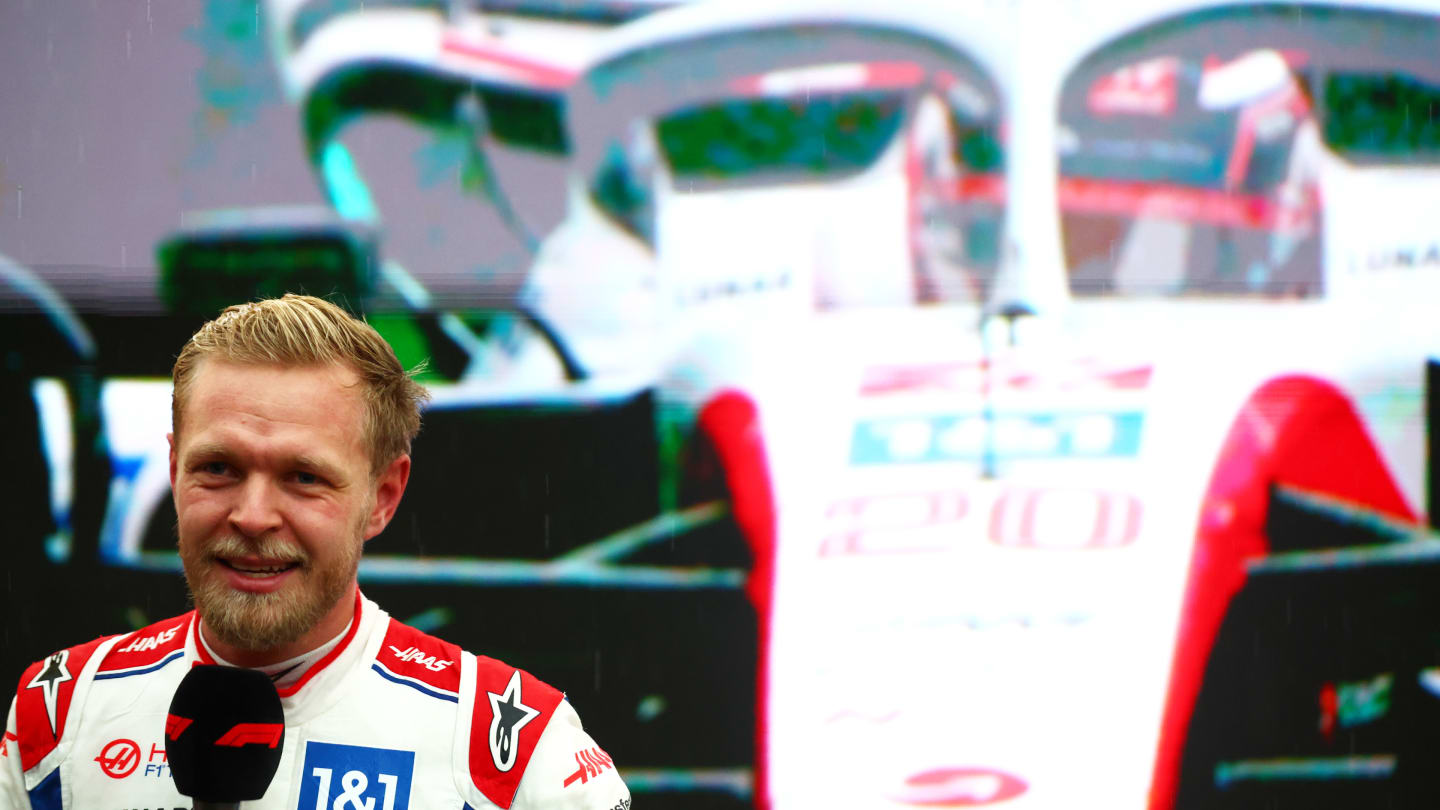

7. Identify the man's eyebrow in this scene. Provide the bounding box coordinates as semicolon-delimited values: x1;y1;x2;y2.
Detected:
292;455;346;480
180;444;345;480
181;442;232;461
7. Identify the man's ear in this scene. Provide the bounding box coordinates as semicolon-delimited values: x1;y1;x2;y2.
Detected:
364;454;412;541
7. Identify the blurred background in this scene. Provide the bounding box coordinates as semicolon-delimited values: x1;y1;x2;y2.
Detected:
2;0;1438;808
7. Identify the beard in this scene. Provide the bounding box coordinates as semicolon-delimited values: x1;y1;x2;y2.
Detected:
179;529;362;651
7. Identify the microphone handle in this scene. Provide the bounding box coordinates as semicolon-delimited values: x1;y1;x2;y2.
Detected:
192;803;240;810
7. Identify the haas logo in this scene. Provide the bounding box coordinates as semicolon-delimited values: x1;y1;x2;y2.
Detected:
563;747;616;788
117;627;178;654
388;645;454;672
95;739;141;779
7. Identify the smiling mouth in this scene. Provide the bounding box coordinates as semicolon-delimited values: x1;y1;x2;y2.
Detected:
218;559;301;576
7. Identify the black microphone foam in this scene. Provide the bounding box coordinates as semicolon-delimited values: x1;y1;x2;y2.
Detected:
166;665;285;804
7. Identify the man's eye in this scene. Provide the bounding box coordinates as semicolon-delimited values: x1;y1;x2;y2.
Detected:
295;471;321;485
200;462;229;476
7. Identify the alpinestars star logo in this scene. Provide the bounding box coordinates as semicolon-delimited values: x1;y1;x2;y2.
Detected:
487;670;539;773
26;650;72;737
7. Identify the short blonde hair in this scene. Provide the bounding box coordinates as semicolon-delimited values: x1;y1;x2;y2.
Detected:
172;294;430;472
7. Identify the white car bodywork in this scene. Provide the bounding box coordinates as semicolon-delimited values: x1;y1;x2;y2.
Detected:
563;0;1440;807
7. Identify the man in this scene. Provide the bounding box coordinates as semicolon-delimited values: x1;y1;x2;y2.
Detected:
1;295;631;810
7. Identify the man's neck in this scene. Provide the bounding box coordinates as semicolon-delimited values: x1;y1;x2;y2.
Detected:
199;587;359;668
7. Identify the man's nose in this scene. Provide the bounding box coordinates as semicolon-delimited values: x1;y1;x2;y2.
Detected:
228;477;283;537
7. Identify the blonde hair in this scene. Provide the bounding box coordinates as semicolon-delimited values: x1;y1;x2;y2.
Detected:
172;294;429;472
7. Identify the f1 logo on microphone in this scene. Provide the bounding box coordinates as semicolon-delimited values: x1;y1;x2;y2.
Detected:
215;723;284;749
165;713;193;741
165;714;282;748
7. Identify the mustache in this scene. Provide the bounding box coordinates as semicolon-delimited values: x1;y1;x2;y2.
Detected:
203;535;309;565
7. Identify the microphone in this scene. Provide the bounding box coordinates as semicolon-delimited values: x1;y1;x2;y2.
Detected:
166;665;286;809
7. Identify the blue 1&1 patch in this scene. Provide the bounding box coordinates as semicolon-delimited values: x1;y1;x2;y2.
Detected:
296;741;415;810
851;411;1145;465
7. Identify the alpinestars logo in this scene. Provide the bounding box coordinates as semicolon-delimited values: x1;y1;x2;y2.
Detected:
487;671;539;772
26;650;72;736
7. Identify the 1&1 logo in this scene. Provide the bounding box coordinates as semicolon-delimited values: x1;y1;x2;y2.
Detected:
96;739;141;779
296;741;415;810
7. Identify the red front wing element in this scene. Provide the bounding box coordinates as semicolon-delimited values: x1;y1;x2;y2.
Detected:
1149;375;1417;810
697;390;777;810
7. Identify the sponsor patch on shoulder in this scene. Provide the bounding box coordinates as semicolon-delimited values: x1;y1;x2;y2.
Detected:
562;746;616;788
375;619;462;697
16;635;112;771
468;659;564;809
25;650;72;738
98;616;191;680
487;671;540;773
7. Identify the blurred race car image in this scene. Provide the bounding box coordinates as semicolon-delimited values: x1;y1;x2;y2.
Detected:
559;0;1440;807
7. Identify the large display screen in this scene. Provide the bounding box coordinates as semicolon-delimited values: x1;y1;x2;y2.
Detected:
3;2;1438;808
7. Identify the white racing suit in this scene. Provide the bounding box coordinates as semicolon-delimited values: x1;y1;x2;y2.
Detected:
0;592;631;810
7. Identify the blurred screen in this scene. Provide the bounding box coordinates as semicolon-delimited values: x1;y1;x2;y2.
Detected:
2;2;1437;809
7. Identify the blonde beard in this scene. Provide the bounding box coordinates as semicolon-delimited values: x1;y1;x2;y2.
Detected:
180;530;363;651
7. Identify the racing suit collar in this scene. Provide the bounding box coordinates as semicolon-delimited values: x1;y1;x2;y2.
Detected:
196;614;355;691
186;589;385;721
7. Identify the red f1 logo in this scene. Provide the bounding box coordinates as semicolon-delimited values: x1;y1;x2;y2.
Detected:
214;723;283;749
165;714;193;741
